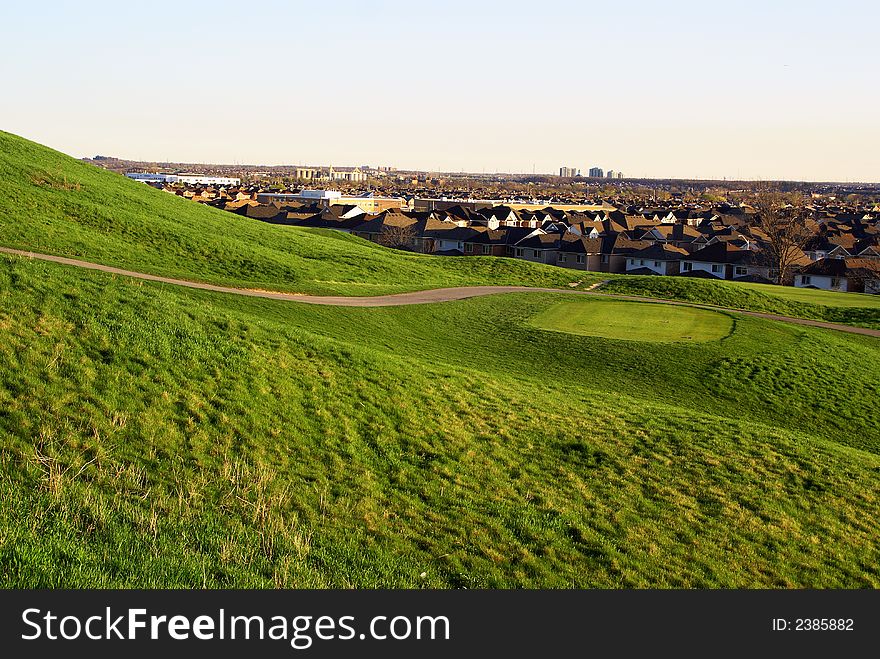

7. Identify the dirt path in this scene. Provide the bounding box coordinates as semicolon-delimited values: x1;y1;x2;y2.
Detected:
2;246;878;337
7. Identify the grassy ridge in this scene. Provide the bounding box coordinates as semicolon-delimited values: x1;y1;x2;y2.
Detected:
0;130;590;295
2;254;879;587
601;276;880;330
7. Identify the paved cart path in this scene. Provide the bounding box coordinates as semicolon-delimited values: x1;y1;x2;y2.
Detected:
2;246;878;337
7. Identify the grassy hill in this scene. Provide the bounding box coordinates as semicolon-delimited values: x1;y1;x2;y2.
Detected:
1;131;879;588
1;254;878;587
0;130;588;295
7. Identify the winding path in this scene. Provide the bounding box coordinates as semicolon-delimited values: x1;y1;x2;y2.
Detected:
2;246;878;337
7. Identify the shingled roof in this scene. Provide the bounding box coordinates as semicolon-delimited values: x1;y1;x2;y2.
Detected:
801;257;880;278
628;243;690;261
558;235;604;254
516;233;561;249
684;242;754;264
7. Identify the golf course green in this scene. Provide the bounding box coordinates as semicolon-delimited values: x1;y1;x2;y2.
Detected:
529;299;734;342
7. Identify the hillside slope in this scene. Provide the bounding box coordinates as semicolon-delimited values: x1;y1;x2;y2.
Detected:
0;131;586;295
1;131;878;589
1;254;878;587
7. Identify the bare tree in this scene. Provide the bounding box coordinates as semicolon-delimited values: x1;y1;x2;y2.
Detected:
750;191;814;285
377;223;419;252
844;259;880;294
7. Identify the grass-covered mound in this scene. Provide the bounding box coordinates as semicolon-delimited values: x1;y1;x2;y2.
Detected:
0;130;590;295
1;254;878;588
528;299;734;342
600;276;880;330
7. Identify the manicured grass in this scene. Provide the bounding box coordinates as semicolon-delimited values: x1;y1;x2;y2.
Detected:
601;276;880;330
0;130;594;295
528;299;734;343
1;254;878;588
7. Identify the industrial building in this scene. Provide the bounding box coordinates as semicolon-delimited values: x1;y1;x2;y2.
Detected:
256;190;403;213
329;167;367;182
125;173;179;184
125;172;240;186
175;174;240;186
257;190;342;204
291;167;368;182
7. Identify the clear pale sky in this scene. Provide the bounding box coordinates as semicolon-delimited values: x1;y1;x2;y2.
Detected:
2;0;877;181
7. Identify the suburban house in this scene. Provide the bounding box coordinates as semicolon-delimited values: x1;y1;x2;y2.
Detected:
507;232;560;264
476;205;518;229
680;243;765;281
600;236;654;273
349;212;418;244
803;235;858;261
795;257;880;293
556;235;604;271
636;224;703;251
625;243;689;275
514;210;545;229
463;229;509;256
326;204;367;220
857;243;880;260
419;220;481;254
567;219;603;239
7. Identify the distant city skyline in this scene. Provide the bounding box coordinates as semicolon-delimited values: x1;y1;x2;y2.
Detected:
2;0;878;183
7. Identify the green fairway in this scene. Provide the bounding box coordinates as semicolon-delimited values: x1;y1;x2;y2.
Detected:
601;276;880;330
1;254;879;588
529;299;734;342
0;130;591;295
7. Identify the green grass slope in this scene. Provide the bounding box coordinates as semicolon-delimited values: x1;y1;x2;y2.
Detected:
2;254;878;588
0;130;590;295
601;276;880;330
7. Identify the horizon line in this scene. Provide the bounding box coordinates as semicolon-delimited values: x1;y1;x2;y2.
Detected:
80;152;880;187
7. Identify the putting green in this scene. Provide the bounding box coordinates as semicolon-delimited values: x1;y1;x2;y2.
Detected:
529;299;734;342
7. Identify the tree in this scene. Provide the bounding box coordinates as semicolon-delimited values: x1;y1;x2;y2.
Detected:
844;259;880;294
750;191;814;285
377;223;419;252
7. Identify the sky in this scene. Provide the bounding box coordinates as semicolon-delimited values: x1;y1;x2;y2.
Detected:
1;0;878;181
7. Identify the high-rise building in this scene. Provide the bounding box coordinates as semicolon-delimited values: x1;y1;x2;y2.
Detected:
588;167;604;178
606;170;615;178
559;166;580;177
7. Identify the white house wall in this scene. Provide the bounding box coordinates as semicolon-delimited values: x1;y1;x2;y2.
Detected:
626;258;667;275
795;274;849;291
684;260;726;278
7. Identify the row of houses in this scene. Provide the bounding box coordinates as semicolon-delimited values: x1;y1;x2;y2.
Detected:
221;198;880;294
